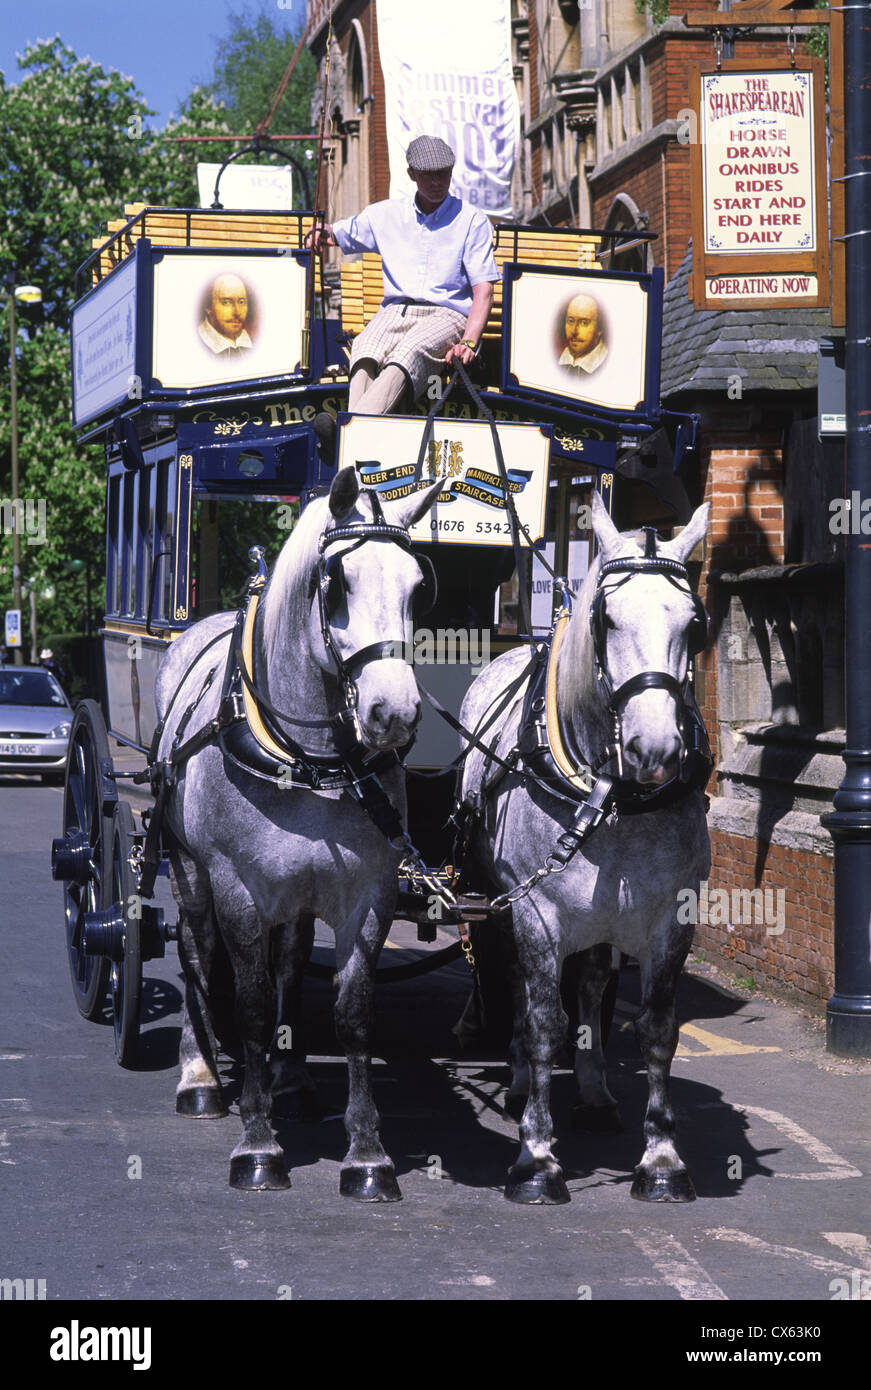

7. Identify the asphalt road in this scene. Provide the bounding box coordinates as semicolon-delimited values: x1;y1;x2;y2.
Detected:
2;769;869;1339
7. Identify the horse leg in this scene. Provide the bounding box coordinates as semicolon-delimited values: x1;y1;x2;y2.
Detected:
571;944;623;1134
505;922;571;1205
170;850;229;1119
631;936;696;1202
334;911;401;1202
213;894;289;1191
270;914;320;1122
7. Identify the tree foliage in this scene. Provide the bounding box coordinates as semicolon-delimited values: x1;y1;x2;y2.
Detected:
0;40;235;636
201;4;316;145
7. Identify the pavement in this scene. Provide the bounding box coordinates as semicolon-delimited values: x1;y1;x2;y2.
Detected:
1;775;869;1358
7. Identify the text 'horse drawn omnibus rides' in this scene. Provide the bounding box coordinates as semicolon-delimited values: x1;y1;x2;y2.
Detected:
51;202;713;1203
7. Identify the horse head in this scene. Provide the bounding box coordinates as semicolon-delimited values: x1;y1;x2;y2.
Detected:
573;491;710;787
304;468;444;751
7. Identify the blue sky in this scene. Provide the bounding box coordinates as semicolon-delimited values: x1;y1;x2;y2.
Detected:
0;0;308;128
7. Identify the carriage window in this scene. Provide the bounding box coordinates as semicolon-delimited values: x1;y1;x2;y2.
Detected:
191;495;295;619
121;473;137;617
106;473;121;616
137;465;153;619
156;457;173;624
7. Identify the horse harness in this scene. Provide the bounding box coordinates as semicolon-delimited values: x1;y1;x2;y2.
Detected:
138;493;442;899
456;529;712;910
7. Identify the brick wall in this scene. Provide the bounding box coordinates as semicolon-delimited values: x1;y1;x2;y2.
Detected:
702;833;834;1011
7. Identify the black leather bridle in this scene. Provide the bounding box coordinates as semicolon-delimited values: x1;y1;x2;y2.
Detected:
313;490;437;736
589;527;709;782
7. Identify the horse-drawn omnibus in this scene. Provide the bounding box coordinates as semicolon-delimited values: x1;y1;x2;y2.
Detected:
51;199;712;1202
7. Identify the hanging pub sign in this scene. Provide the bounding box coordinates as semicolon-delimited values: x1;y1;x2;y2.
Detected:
71;242;311;428
500;264;663;423
689;57;829;310
336;414;551;548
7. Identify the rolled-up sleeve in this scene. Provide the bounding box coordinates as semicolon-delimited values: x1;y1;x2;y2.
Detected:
463;214;499;287
332;209;378;254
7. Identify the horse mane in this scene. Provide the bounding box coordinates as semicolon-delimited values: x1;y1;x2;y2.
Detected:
559;530;649;721
261;495;329;660
261;489;382;660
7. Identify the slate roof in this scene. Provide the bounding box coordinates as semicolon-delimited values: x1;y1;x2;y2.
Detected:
659;242;832;401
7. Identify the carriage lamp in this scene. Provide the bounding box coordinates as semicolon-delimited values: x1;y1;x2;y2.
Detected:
237;451;266;478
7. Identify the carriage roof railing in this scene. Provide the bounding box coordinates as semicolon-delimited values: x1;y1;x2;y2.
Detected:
339;221;658;343
76;205;324;300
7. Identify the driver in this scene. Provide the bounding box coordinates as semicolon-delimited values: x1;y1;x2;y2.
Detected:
307;135;498;420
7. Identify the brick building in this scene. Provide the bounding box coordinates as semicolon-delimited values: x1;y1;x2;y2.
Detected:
306;0;842;1011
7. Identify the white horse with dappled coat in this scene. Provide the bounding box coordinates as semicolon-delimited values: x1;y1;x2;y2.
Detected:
460;493;712;1203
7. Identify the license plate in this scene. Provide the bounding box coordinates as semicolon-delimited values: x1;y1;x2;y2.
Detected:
0;743;37;755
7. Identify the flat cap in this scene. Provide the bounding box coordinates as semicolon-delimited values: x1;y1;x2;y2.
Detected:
406;135;455;171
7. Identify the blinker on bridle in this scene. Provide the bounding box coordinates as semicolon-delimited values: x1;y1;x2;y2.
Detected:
315;489;437;725
589;527;709;782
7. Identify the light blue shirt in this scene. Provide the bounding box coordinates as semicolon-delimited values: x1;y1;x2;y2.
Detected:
332;193;499;316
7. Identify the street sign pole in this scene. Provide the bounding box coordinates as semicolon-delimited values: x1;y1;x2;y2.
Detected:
822;1;871;1056
9;286;23;665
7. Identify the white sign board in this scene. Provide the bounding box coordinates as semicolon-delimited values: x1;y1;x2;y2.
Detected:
337;415;551;547
197;162;296;211
152;251;308;390
5;610;22;648
376;0;519;217
71;258;137;426
705;273;819;304
700;68;817;256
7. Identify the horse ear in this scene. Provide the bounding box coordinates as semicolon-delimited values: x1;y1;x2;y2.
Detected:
590;489;622;555
328;467;360;518
384;476;447;531
668;502;710;564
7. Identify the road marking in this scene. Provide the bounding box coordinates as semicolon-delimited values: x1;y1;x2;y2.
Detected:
675;1023;781;1058
0;1098;32;1113
707;1228;867;1282
0;1129;14;1165
614;1001;782;1057
0;1054;27;1061
821;1232;871;1269
623;1230;728;1300
737;1104;862;1180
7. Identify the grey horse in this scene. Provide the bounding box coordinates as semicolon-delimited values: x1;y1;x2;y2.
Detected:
154;468;442;1198
460;492;711;1204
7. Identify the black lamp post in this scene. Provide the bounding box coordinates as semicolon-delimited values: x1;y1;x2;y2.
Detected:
822;4;871;1056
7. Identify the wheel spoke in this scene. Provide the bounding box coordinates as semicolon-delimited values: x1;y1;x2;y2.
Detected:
68;771;86;835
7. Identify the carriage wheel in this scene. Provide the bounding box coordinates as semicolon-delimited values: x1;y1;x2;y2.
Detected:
107;800;142;1068
53;700;114;1021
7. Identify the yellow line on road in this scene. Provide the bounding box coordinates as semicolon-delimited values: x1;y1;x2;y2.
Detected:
675;1023;781;1058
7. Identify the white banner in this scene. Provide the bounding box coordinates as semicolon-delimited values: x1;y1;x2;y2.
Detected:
376;0;519;218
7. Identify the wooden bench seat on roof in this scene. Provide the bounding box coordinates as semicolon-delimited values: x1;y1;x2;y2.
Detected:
338;225;602;342
88;204;322;293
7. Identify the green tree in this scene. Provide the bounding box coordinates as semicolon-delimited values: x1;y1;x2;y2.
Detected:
0;39;235;639
199;3;318;196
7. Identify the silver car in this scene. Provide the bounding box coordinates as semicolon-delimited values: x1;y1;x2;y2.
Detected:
0;665;73;784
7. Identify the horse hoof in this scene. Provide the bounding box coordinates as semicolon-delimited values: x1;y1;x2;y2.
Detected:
571;1103;623;1134
339;1164;402;1202
272;1089;321;1123
176;1086;228;1119
229;1153;290;1191
631;1166;696;1202
503;1093;527;1122
505;1168;571;1205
